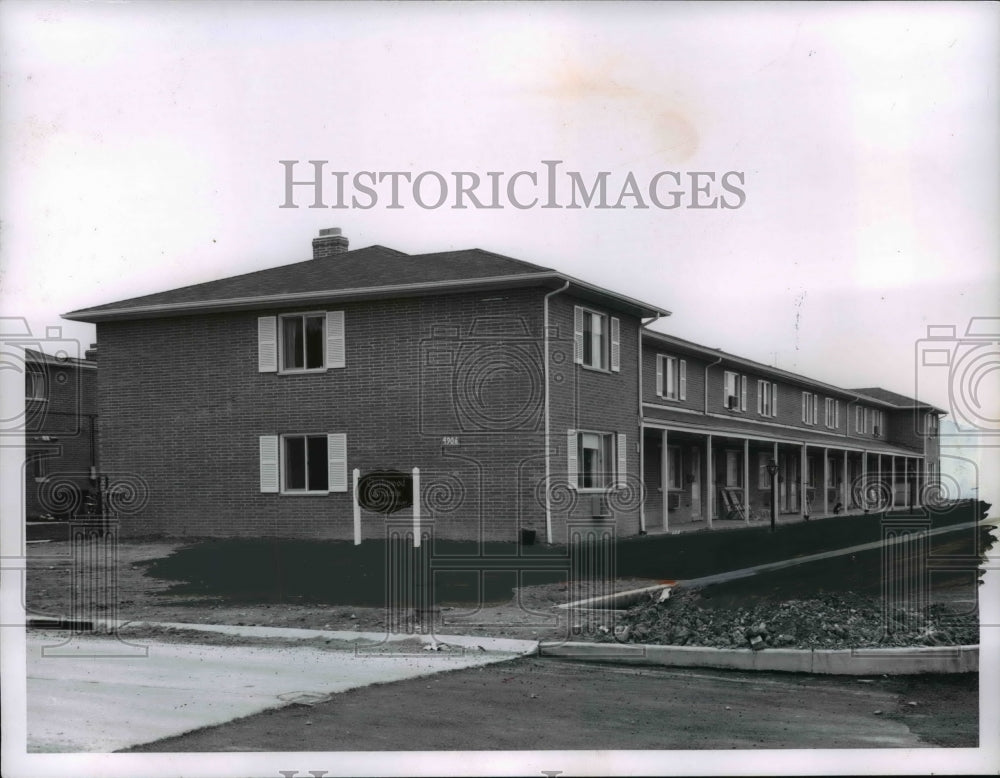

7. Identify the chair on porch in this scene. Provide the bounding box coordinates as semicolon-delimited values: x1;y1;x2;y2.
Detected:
718;487;747;522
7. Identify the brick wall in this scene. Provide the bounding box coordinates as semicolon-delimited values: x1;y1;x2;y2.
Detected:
547;295;642;543
97;288;552;541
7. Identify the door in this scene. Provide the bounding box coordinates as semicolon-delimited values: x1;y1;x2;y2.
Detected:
689;446;701;519
779;452;799;513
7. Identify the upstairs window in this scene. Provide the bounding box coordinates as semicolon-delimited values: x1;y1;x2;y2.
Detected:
802;392;819;425
757;380;778;417
281;314;325;371
574;306;620;372
657;355;687;400
871;409;884;437
824;398;840;429
257;311;345;374
926;413;939;436
724;371;747;411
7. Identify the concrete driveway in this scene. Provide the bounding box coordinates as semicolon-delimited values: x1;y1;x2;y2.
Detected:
27;629;531;752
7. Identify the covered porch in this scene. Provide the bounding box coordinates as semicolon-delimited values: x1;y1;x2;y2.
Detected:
640;422;926;534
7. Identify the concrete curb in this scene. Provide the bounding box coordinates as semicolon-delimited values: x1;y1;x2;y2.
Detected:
85;619;539;656
538;640;979;675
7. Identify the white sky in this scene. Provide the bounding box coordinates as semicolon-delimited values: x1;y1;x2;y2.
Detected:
1;2;998;774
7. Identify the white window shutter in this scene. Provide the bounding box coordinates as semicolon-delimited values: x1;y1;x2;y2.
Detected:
656;356;664;397
567;430;578;488
259;435;279;493
740;376;747;411
258;317;278;373
326;311;345;369
802;393;807;423
813;395;819;425
757;381;763;414
573;306;584;364
679;360;687;400
616;433;627;487
327;433;347;492
610;317;620;372
772;383;778;417
835;401;840;427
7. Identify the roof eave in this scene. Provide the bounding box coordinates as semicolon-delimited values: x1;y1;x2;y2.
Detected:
63;272;671;323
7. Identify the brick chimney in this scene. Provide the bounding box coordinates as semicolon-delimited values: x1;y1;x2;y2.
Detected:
312;227;349;259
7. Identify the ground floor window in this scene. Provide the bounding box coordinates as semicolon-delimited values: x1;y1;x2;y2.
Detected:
259;433;348;494
283;435;329;492
578;431;612;489
724;450;741;486
757;452;772;489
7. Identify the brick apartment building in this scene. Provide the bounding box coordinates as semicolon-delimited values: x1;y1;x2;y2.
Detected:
24;347;99;520
63;229;943;542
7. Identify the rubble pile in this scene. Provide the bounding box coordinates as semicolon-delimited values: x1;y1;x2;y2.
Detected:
606;590;978;649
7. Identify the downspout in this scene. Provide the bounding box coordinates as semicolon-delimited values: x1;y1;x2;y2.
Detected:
543;281;571;545
637;313;664;534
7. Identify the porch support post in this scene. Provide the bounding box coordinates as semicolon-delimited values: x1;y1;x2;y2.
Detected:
842;451;848;510
822;447;829;515
800;444;808;519
639;426;646;533
862;451;868;511
915;458;922;507
743;438;750;524
661;429;669;532
891;455;897;510
773;441;779;516
706;435;714;529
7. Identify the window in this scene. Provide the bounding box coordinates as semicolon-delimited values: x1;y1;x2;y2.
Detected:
257;311;345;374
802;392;818;425
573;306;620;372
757;380;778;417
568;429;627;490
282;314;325;371
657;355;686;400
25;369;45;401
871;409;883;436
259;433;348;494
757;452;773;489
725;450;741;486
724;371;747;411
666;445;682;489
807;457;819;487
826;455;838;487
28;454;47;482
926;413;939;436
855;406;864;433
824;398;840;429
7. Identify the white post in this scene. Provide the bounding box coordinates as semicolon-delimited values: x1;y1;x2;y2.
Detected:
743;438;750;524
773;441;779;516
842;451;848;511
800;444;808;519
661;429;669;531
352;468;361;545
822;447;829;516
862;452;868;511
890;456;896;510
706;435;714;529
412;467;421;548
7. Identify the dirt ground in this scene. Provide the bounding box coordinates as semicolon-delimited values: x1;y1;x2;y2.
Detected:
24;539;658;641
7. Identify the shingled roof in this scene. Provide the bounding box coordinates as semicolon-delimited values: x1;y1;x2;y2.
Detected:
63;242;670;322
851;387;945;412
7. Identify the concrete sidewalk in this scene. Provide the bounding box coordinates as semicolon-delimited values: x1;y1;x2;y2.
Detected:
27;627;535;752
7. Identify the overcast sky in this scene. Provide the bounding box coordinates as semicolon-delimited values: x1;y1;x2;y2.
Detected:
2;2;997;456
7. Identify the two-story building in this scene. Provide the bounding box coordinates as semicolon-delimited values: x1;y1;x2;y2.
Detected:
63;229;943;543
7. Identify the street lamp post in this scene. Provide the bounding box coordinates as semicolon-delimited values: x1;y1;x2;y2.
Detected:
767;459;779;533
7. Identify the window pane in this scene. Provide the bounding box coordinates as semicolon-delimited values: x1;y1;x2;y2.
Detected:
307;436;328;491
282;318;304;369
305;316;325;369
285;437;306;490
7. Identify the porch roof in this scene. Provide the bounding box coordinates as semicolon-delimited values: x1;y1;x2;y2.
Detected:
641;410;925;457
